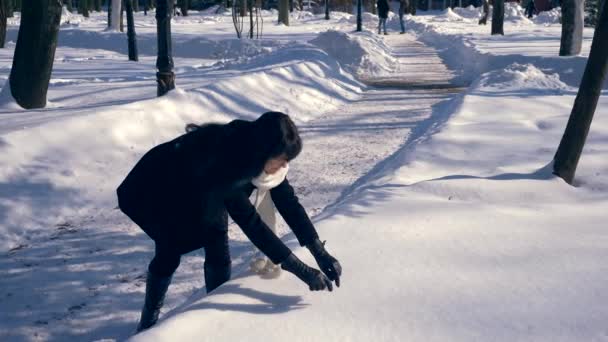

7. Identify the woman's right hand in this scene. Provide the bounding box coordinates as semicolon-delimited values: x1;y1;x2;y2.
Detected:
280;253;333;291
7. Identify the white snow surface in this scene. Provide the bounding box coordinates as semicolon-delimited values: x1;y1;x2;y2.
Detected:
1;6;608;342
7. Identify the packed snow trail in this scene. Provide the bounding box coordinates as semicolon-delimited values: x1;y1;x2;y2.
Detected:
0;33;462;341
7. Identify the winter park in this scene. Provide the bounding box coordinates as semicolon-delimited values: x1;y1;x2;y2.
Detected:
0;0;607;340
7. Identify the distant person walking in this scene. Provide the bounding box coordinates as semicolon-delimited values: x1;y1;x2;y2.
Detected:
398;0;408;34
377;0;390;35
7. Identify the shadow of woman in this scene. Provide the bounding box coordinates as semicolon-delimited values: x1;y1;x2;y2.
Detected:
163;283;307;320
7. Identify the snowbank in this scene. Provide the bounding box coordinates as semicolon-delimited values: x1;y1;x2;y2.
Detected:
130;60;608;342
401;8;598;87
0;42;362;252
534;7;561;25
310;29;398;77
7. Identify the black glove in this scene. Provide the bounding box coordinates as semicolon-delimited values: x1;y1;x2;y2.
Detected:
280;253;333;291
306;239;342;287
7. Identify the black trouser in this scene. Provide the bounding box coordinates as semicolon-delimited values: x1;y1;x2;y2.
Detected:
148;230;231;278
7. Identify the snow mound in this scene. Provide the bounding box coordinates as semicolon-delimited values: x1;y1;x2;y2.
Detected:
474;63;568;92
433;8;469;22
310;29;398;77
60;6;82;26
0;80;21;110
452;5;482;19
534;7;561;24
504;3;533;24
58;29;283;60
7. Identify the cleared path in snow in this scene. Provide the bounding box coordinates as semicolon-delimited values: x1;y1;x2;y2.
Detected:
286;33;462;223
0;34;464;342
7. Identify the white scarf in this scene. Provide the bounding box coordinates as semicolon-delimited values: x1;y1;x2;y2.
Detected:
251;164;289;234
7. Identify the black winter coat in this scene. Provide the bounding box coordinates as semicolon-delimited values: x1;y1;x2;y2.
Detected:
117;119;318;264
377;0;390;18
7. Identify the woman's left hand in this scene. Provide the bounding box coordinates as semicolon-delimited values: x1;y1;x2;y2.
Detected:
307;239;342;287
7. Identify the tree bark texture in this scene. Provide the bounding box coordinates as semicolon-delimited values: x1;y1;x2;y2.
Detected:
9;0;62;109
0;0;6;48
553;0;608;184
155;0;175;96
559;0;584;56
126;0;138;61
278;0;289;25
111;0;121;30
491;0;504;34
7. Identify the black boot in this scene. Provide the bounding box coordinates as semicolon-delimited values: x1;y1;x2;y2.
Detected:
136;272;172;333
204;262;231;293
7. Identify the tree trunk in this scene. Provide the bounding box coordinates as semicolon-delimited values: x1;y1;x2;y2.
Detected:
325;0;329;19
6;0;13;17
559;0;584;56
478;0;489;24
65;0;73;12
179;0;188;16
0;0;6;48
356;0;362;31
155;0;175;96
239;0;246;16
248;0;253;38
134;0;139;11
144;0;149;14
427;0;431;11
491;0;504;35
111;0;121;30
126;0;138;61
9;0;62;109
553;0;608;184
81;0;90;17
410;0;416;14
278;0;289;25
94;0;101;11
120;0;124;32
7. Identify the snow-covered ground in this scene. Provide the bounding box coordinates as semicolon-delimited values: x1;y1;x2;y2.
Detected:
1;4;607;342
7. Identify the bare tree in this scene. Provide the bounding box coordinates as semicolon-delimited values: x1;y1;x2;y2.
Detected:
357;0;362;31
80;0;90;17
0;0;6;48
179;0;189;16
111;0;121;30
553;0;608;184
492;0;504;35
156;0;175;96
5;0;13;17
9;0;62;109
126;0;138;61
278;0;289;25
560;0;584;56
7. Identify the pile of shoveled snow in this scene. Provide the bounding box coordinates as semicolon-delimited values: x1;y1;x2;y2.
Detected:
432;8;472;22
452;5;483;20
473;63;568;93
534;7;561;25
310;29;398;77
0;42;363;252
504;3;533;25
